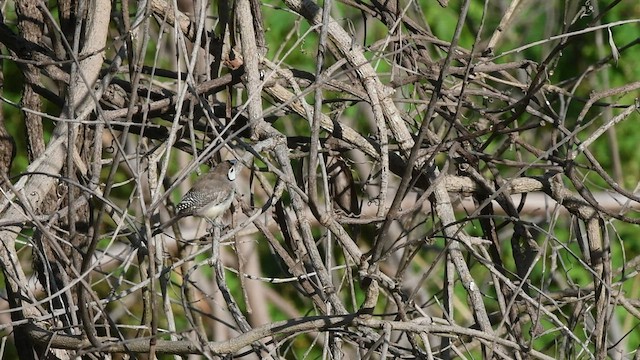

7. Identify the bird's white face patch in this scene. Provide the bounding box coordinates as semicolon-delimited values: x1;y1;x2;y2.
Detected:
227;166;237;181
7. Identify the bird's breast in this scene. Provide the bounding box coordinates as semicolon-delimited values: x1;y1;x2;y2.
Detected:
197;193;234;219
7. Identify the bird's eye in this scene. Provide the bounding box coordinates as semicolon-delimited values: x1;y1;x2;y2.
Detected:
228;167;237;181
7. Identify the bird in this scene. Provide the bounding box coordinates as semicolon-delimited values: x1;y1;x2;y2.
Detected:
158;160;238;233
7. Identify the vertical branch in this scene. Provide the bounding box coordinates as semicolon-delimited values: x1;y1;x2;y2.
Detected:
15;0;45;160
308;0;331;220
68;0;112;346
442;251;455;360
587;217;610;360
236;0;264;138
0;65;15;184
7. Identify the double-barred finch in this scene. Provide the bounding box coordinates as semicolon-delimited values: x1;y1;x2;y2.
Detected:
176;160;237;221
158;160;238;233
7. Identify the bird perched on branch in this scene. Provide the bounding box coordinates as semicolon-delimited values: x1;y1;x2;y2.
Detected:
157;160;238;233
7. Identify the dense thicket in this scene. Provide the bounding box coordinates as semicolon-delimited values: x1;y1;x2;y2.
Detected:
0;0;639;358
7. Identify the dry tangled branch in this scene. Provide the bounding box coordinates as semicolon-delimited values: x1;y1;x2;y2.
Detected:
0;0;639;359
